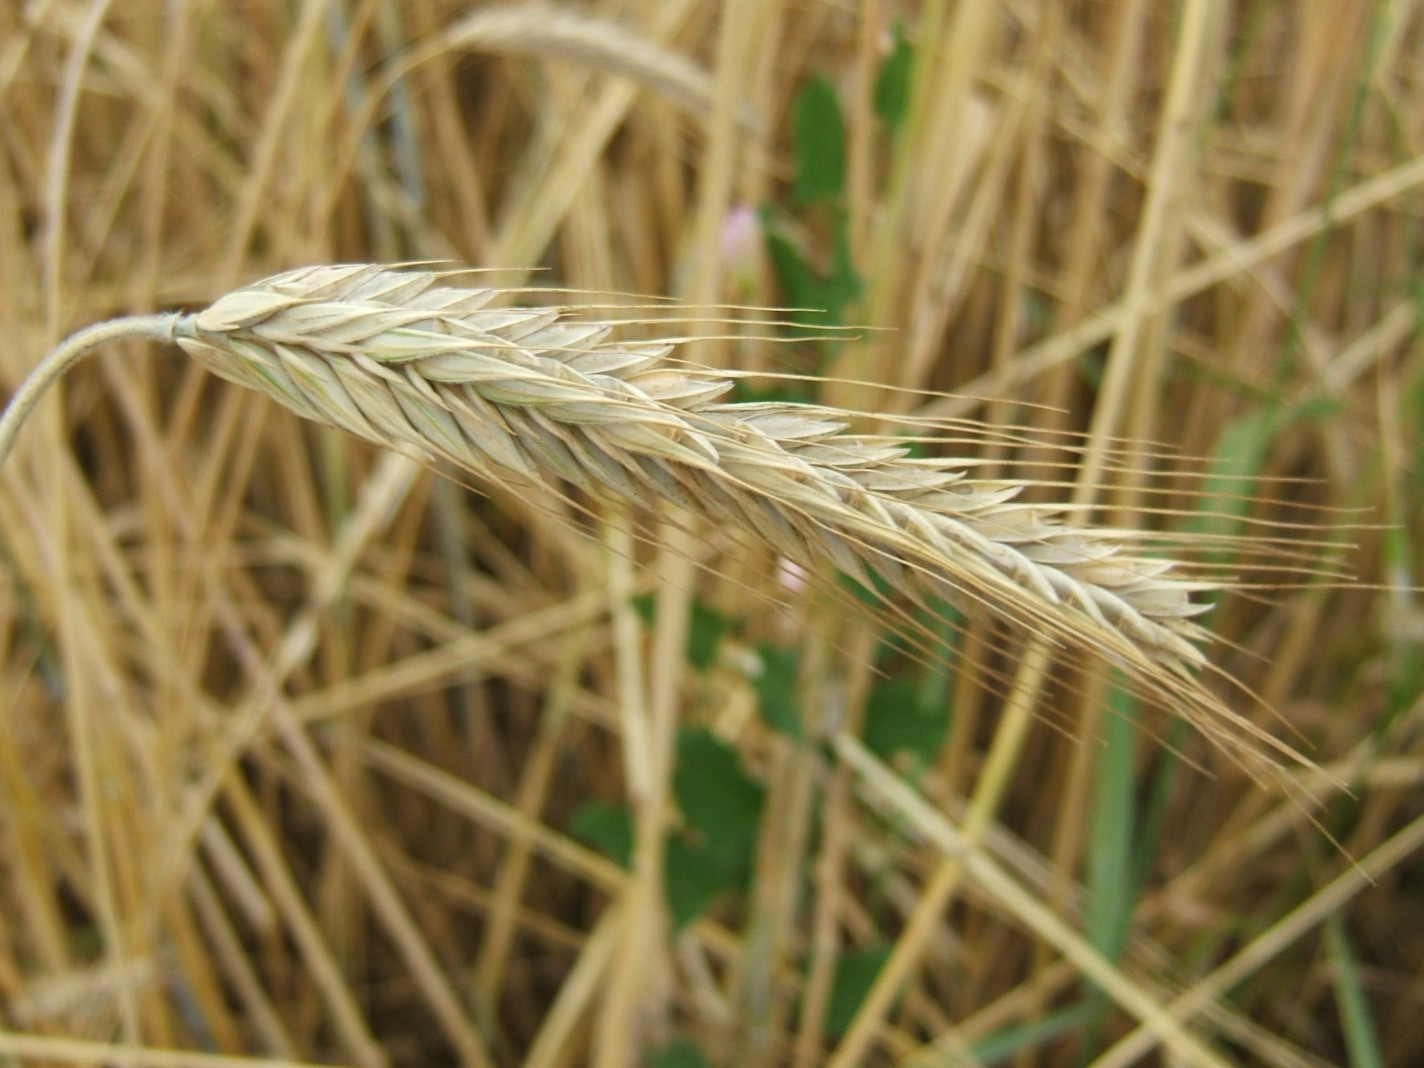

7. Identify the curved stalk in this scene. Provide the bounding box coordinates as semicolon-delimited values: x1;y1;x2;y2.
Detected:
0;314;182;472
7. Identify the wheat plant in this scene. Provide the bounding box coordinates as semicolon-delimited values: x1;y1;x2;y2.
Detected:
1;262;1331;1068
5;4;1422;1068
0;262;1295;772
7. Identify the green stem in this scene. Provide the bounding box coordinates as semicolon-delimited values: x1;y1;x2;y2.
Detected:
0;313;183;472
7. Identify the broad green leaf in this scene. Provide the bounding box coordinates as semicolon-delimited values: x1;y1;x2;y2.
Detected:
824;210;864;332
754;642;802;738
873;24;914;133
732;378;816;404
687;599;730;672
664;729;762;928
628;593;732;672
825;945;892;1039
862;675;949;764
763;221;827;326
630;591;656;624
837;567;894;607
674;728;764;843
760;206;863;352
664;832;750;930
791;74;846;206
569;802;633;869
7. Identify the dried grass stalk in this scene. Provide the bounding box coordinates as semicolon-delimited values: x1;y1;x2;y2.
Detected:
0;264;1284;764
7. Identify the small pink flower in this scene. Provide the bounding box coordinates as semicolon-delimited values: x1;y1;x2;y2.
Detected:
721;205;761;292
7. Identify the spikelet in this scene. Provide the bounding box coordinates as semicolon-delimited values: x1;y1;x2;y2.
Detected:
172;265;1229;709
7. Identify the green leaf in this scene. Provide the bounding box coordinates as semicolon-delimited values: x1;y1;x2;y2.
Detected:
663;729;763;928
687;599;730;672
1326;916;1386;1068
824;210;864;329
862;675;949;764
1131;719;1184;911
791;73;846;206
760;207;863;350
1184;394;1336;573
837;566;894;607
1185;409;1276;567
732;379;816;404
764;221;825;321
648;1038;715;1068
630;591;656;624
664;832;750;930
1074;682;1146;1056
569;802;633;869
873;23;914;133
1084;682;1138;966
967;1001;1100;1064
825;945;892;1039
674;728;765;844
628;593;732;672
754;642;802;738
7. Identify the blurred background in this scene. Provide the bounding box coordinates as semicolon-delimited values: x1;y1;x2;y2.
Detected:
1;2;1422;1066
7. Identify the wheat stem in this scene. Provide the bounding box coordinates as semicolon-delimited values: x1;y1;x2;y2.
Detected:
828;638;1051;1067
0;314;181;472
834;732;1237;1068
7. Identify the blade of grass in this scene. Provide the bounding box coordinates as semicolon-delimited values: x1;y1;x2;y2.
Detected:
1089;810;1424;1068
834;730;1236;1068
1324;915;1386;1068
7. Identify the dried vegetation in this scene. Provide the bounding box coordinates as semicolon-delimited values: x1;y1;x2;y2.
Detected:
1;3;1423;1067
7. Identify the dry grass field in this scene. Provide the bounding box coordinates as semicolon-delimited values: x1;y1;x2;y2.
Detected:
1;2;1422;1066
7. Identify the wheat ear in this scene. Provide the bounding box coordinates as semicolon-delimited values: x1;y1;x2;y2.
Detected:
1;264;1272;759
